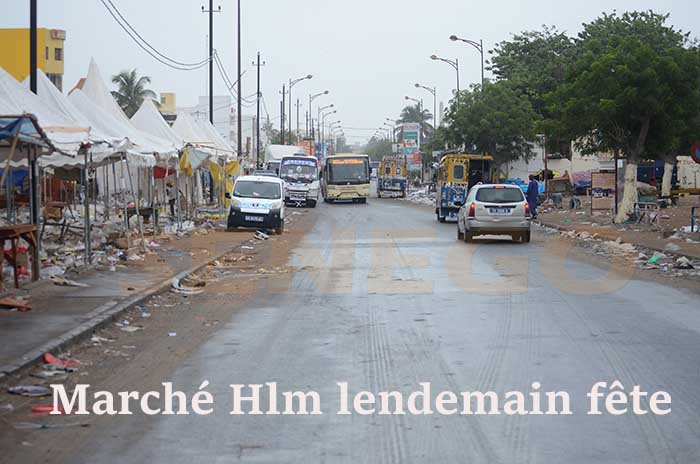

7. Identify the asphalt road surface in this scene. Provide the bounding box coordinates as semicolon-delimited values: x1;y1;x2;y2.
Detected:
53;198;700;463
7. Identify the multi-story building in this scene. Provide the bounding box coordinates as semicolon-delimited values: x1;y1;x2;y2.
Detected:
159;92;177;124
0;28;66;90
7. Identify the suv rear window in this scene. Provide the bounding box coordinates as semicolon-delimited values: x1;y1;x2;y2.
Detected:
475;187;524;203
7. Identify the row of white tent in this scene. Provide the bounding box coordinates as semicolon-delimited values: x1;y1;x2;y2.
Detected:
0;58;236;172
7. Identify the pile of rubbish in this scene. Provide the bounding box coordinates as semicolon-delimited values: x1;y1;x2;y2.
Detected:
543;225;700;278
403;187;436;206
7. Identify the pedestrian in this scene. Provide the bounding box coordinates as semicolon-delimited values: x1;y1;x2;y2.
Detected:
166;182;176;216
526;174;539;219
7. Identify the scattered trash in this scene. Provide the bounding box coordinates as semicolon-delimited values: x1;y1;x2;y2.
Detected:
663;243;682;253
254;230;269;240
168;332;177;337
171;277;205;295
31;405;65;416
13;422;90;430
120;326;142;333
675;256;694;270
43;352;80;368
91;335;112;344
49;276;89;288
8;386;52;397
241;245;254;250
0;296;32;312
31;370;68;380
1;403;15;413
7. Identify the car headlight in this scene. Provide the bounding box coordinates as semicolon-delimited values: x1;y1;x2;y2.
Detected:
270;200;283;210
230;198;242;210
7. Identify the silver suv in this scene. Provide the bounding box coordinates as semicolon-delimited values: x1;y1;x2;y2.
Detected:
457;184;531;243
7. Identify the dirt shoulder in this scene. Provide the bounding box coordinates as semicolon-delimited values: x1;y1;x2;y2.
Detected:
0;208;317;464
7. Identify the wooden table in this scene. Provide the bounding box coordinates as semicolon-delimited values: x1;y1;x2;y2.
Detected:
0;224;40;290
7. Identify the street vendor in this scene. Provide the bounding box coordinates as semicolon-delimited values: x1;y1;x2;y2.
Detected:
527;174;539;219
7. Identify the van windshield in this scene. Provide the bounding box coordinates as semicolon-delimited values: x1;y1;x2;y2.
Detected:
233;181;281;199
475;187;524;203
280;158;318;183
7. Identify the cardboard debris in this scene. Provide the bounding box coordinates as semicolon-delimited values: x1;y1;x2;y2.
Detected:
0;296;32;312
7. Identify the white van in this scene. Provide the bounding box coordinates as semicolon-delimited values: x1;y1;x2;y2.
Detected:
227;175;286;234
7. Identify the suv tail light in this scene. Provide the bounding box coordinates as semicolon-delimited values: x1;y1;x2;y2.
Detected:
468;202;476;218
524;202;531;217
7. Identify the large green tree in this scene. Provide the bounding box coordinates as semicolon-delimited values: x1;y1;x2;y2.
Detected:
550;11;700;221
443;81;539;167
489;26;576;156
111;69;157;118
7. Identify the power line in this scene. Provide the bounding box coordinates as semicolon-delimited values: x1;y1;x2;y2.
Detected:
100;0;210;70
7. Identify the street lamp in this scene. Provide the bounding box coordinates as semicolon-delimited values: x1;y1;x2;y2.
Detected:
415;82;437;132
431;54;460;97
383;122;395;143
450;35;484;88
321;110;337;147
289;74;312;142
308;90;329;137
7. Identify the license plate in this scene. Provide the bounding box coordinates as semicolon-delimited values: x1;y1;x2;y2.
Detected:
490;208;511;214
245;215;264;222
291;195;305;200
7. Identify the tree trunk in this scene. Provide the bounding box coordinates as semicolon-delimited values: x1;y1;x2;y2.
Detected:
661;156;675;198
614;162;638;223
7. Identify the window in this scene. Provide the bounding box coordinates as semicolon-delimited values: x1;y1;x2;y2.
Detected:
384;167;391;175
161;96;167;104
54;48;63;61
475;187;524;203
45;47;48;60
452;164;464;180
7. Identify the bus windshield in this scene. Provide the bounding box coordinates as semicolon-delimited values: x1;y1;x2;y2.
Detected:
280;158;318;183
328;158;369;184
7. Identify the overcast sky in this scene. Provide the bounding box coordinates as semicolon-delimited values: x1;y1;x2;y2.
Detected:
3;0;699;143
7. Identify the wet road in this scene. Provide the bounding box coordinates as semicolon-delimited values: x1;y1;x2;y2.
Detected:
76;198;700;463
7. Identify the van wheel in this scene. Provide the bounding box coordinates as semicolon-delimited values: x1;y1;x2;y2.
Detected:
457;226;464;241
522;230;531;243
359;198;367;204
464;231;473;243
308;200;317;208
275;225;284;235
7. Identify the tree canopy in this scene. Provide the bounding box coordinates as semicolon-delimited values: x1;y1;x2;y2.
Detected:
443;81;539;165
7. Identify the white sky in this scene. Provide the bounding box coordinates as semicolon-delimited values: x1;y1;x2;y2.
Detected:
3;0;699;143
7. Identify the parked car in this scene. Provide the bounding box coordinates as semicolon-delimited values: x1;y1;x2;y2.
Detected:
227;175;285;234
457;184;531;243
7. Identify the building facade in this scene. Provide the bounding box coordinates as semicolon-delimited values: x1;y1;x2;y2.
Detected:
0;28;66;90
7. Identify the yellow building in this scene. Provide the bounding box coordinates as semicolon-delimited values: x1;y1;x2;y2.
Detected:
0;28;66;90
159;92;176;115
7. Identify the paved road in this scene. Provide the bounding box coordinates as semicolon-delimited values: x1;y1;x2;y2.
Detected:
75;198;700;463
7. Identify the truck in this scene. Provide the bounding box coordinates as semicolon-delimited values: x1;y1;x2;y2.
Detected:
279;155;321;207
263;145;305;175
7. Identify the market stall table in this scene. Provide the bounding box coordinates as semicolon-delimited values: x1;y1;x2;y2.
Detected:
0;224;39;290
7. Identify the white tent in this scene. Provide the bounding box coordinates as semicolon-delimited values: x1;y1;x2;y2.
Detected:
196;116;236;155
0;66;88;160
20;70;129;168
75;59;176;159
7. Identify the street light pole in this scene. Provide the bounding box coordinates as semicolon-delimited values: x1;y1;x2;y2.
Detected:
449;35;484;88
431;54;460;100
288;74;313;143
309;90;329;138
201;2;221;125
415;83;437;133
253;52;265;167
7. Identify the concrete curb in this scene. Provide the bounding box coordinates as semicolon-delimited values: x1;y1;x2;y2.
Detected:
0;245;238;378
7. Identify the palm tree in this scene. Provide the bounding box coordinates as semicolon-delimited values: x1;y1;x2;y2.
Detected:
396;104;433;139
111;69;157;117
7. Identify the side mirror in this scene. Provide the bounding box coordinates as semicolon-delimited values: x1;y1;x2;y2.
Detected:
225;192;231;199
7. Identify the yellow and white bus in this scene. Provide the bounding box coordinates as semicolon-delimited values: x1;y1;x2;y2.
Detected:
321;153;371;204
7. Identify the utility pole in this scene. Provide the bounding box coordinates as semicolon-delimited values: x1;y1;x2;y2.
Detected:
236;0;242;158
296;98;300;141
252;52;265;167
202;2;221;125
29;0;37;93
280;84;286;145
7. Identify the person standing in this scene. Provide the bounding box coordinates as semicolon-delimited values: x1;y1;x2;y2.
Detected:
526;175;539;219
166;182;176;216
